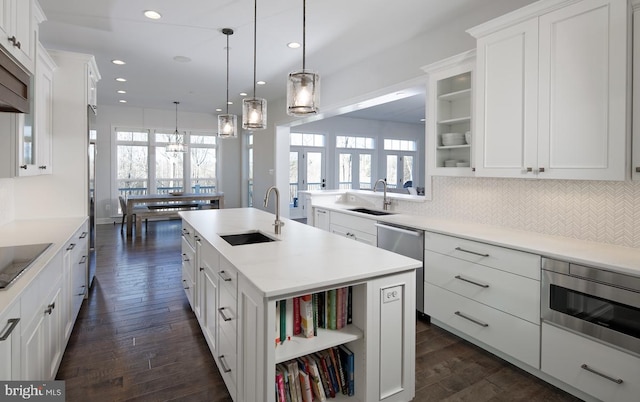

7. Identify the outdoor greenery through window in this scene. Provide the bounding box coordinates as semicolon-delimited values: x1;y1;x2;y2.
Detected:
290;133;325;206
384;138;416;188
116;128;217;211
336;135;375;189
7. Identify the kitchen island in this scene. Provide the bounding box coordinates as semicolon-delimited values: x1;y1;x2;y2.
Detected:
179;208;420;402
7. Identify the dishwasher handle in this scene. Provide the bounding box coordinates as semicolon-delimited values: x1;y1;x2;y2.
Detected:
375;223;422;237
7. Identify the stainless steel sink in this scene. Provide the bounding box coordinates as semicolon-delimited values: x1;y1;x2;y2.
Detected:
0;243;52;289
348;207;394;216
220;231;278;246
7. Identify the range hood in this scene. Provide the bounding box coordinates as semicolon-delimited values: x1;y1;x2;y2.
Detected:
0;49;30;113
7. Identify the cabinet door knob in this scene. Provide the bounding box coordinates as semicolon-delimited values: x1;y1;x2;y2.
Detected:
8;36;21;49
39;165;47;170
538;167;545;173
635;167;640;173
19;165;27;170
526;167;533;172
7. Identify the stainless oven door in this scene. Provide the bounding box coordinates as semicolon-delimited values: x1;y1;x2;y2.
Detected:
542;269;640;356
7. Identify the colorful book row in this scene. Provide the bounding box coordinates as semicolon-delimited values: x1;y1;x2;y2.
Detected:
276;287;353;344
276;345;355;402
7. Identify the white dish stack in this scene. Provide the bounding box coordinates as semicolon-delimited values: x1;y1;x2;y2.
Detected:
441;132;466;146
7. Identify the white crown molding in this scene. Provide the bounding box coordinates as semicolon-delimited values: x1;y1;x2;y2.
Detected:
420;49;476;74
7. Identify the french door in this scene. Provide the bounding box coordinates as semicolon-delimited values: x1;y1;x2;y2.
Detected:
290;149;325;215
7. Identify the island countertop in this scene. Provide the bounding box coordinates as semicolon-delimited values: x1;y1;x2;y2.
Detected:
179;208;421;298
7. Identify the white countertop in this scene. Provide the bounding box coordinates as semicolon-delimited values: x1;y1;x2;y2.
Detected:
0;217;87;312
180;208;421;299
313;201;640;278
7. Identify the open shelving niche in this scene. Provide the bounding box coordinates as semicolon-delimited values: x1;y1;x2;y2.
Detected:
435;71;472;170
270;281;367;401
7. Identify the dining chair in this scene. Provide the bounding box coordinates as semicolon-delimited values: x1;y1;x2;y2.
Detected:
118;195;148;233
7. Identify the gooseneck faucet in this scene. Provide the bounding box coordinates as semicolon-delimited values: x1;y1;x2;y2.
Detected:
263;186;285;234
373;178;392;211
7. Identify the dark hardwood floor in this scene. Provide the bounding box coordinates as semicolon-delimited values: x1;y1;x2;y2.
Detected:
57;220;581;402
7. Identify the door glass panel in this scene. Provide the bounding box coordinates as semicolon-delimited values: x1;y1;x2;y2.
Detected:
386;155;398;188
359;154;372;189
307;152;323;190
290;152;299;204
339;153;352;189
402;155;414;186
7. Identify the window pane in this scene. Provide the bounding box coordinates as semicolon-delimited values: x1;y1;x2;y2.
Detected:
191;147;216;193
386;155;398;188
156;148;184;193
117;145;148;195
359;154;371;189
290;133;303;146
336;135;374;149
403;155;413;185
306;152;322;190
338;153;352;189
289;152;298;186
117;130;148;142
191;134;216;145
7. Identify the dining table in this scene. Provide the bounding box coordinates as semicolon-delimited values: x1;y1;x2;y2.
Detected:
125;192;224;238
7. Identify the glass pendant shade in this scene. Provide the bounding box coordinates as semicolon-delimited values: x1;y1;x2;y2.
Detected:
242;97;267;129
166;101;186;152
287;70;320;116
217;113;237;138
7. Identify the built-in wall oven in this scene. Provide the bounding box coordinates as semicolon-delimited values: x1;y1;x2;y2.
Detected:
542;258;640;356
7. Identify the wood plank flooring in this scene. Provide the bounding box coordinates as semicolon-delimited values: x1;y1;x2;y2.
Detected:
56;220;581;402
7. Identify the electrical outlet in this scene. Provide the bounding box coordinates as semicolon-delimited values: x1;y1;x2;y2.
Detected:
349;195;356;202
382;286;401;303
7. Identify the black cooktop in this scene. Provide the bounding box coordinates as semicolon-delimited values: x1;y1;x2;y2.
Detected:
0;243;52;289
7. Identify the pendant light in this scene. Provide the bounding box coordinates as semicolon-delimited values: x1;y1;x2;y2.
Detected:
286;0;320;116
242;0;267;130
166;101;186;152
218;28;237;138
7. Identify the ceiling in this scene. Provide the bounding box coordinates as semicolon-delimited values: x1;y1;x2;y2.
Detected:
37;0;531;123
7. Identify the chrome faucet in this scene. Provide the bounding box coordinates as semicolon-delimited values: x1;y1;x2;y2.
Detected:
373;178;392;210
263;186;285;234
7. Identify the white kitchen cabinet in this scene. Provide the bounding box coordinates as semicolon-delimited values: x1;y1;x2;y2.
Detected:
0;0;39;74
541;323;640;402
470;0;630;181
633;3;640;180
63;222;88;341
217;255;238;399
0;42;56;178
181;235;196;308
313;207;330;231
0;301;21;380
199;239;219;357
422;50;475;176
329;210;377;246
424;231;541;369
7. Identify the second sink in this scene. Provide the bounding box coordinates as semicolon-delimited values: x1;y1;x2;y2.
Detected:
220;231;278;246
348;207;394;216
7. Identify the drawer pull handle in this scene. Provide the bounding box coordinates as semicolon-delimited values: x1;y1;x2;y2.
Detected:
199;267;204;272
581;364;623;384
219;355;232;373
67;243;76;251
636;167;640;173
454;311;488;327
0;318;20;341
79;232;88;239
218;307;233;322
218;270;232;282
182;228;190;235
454;247;489;258
79;256;87;264
181;253;190;262
455;275;489;288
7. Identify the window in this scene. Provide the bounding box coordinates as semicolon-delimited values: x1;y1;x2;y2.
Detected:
336;135;375;189
290;133;326;206
115;127;217;212
383;139;417;188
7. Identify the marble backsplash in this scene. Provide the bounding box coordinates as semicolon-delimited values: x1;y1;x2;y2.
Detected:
393;177;640;249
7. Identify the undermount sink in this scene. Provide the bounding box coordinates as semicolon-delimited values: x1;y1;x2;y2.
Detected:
0;243;52;290
220;231;278;246
348;207;394;216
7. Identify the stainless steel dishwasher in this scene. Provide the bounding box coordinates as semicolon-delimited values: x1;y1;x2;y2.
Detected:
376;222;425;315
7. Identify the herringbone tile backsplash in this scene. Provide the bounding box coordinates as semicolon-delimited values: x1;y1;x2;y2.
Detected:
396;177;640;249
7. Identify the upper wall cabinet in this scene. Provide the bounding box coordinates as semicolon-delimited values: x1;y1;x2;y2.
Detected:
422;50;475;176
633;3;640;181
0;0;41;74
469;0;631;181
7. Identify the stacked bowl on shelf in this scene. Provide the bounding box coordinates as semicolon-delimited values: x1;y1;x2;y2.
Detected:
441;132;466;146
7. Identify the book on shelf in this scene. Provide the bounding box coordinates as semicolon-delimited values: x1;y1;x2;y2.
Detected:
321;350;340;397
287;360;303;402
312;293;319;336
296;358;313;402
327;289;337;330
277;363;293;402
280;299;287;345
300;294;314;338
306;356;326;401
330;346;348;395
313;352;335;398
293;297;301;335
338;345;355;396
317;292;325;329
276;370;286;402
347;286;352;325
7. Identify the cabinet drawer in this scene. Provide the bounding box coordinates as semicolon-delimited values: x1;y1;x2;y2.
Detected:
181;222;196;249
330;223;377;246
181;268;193;307
218;284;237;341
330;211;377;235
425;231;541;280
181;237;195;280
426;283;540;368
218;255;237;294
218;328;237;395
424;250;540;323
541;323;640;402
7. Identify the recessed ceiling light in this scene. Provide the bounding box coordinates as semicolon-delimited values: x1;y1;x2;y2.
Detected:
227;101;233;105
117;90;127;94
287;42;301;49
119;100;127;103
111;59;126;65
115;77;127;82
257;81;266;85
173;56;191;63
215;108;222;112
239;92;248;96
420;118;426;122
144;10;162;20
